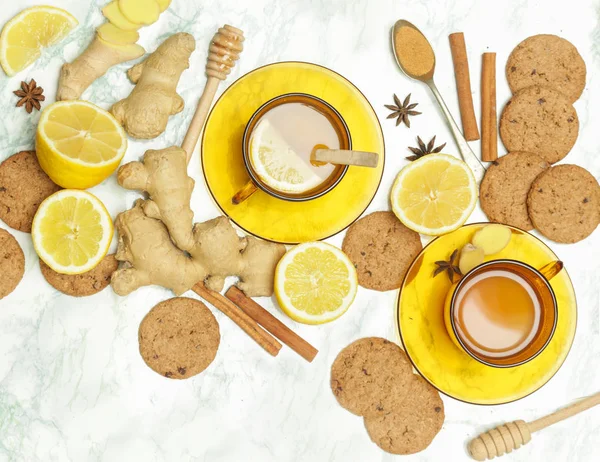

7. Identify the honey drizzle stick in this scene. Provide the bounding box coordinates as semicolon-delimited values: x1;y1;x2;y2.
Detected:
468;391;600;460
181;25;244;162
180;26;284;356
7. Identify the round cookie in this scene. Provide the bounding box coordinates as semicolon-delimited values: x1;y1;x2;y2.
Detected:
0;228;25;299
364;375;444;455
0;151;61;233
480;152;550;230
40;254;119;297
527;165;600;243
499;86;579;164
506;34;586;103
342;211;422;291
330;337;413;417
139;298;220;379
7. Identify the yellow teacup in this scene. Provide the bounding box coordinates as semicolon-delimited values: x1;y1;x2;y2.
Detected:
232;93;351;204
444;259;561;368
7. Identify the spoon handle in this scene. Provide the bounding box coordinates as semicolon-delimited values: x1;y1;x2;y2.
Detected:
426;80;486;183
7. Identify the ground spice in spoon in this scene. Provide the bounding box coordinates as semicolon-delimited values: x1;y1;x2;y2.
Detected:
394;25;435;77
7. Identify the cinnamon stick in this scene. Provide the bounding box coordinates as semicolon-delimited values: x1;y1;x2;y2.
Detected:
449;33;480;141
481;52;498;162
192;283;282;357
225;286;318;362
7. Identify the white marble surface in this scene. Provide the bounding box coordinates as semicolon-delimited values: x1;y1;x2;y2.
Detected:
0;0;599;461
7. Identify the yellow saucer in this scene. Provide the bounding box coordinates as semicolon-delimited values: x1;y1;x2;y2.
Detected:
201;62;385;244
397;224;577;405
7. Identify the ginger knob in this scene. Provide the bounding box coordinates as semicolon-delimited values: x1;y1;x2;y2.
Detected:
206;25;244;80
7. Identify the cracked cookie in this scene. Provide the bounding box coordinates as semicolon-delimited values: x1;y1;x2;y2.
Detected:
527;164;599;243
480;151;550;230
330;337;413;417
364;374;444;455
0;151;61;233
500;86;579;164
0;228;25;299
139;297;220;379
40;254;118;297
342;211;422;291
506;34;586;103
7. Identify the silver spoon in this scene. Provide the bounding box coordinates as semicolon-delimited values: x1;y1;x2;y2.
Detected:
391;20;485;183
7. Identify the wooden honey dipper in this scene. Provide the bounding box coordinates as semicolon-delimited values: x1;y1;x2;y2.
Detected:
468;391;600;460
181;24;244;162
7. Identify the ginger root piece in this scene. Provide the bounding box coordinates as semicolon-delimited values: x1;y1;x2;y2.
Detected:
97;23;140;45
112;199;286;297
117;146;195;251
57;35;145;101
458;243;485;275
189;217;286;296
103;2;142;30
236;237;286;296
472;224;512;255
112;200;205;296
114;147;285;297
119;0;160;25
110;33;195;139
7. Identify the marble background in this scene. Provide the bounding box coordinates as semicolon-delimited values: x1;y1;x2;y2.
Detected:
0;0;599;461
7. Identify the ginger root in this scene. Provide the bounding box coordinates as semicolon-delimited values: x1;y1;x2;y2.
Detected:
57;35;145;101
119;0;160;25
112;200;205;296
110;33;195;139
471;224;512;256
97;23;140;45
113;147;286;297
111;200;286;297
117;146;195;251
458;243;485;275
103;2;142;31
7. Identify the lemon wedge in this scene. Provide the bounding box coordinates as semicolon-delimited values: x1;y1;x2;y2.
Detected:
391;153;477;236
250;119;326;194
0;6;78;76
32;190;113;275
36;100;127;189
274;242;358;325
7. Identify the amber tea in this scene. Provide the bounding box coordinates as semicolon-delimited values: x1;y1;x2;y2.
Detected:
449;260;558;367
240;93;350;202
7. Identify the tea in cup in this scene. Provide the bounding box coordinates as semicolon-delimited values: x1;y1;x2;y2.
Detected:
233;93;351;204
444;259;560;367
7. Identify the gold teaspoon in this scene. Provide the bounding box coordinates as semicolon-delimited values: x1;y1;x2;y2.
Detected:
391;20;485;183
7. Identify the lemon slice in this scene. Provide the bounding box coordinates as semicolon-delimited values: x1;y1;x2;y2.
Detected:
274;242;358;325
36;100;127;189
250;119;325;194
0;6;78;76
391;153;477;236
32;190;113;275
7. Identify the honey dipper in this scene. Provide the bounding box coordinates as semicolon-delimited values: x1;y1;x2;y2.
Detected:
468;391;600;460
181;24;245;162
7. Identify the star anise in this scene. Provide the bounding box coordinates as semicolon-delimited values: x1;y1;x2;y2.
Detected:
385;93;421;127
433;248;462;282
406;135;447;161
14;79;45;113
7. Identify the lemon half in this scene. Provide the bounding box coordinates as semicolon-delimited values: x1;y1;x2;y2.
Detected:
36;100;127;189
0;6;78;76
274;242;358;325
391;153;477;236
32;190;113;275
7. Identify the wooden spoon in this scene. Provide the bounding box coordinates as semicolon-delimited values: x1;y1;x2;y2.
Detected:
310;144;379;168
